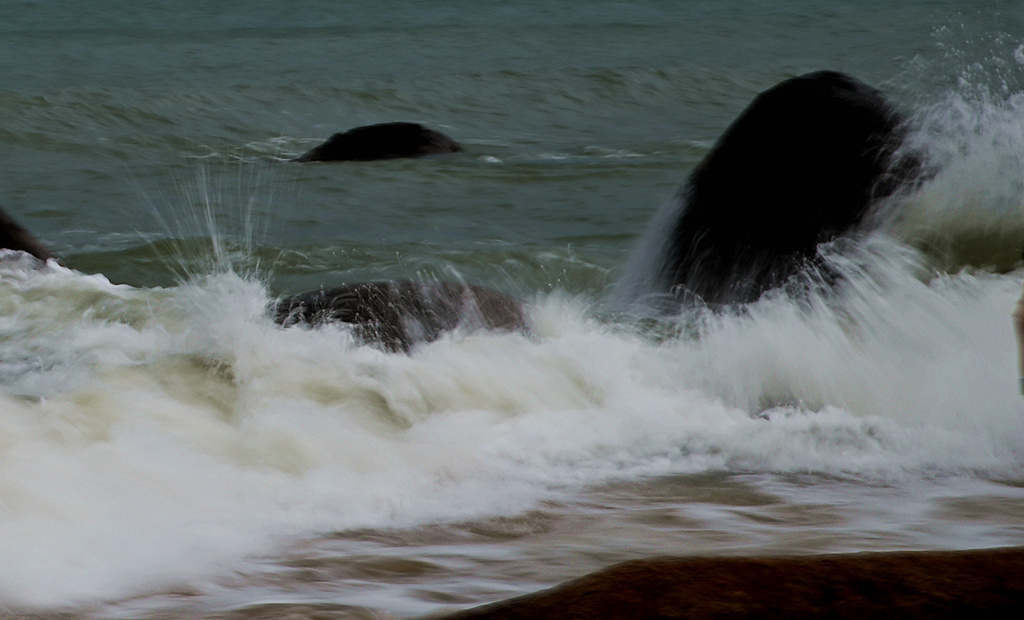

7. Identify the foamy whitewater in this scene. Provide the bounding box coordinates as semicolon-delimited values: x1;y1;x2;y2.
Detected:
2;2;1024;618
3;240;1024;612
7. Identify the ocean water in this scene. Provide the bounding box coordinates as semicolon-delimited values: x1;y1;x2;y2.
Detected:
2;1;1024;618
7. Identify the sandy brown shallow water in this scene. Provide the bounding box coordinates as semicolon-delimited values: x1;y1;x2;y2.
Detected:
16;472;1011;620
85;548;1024;620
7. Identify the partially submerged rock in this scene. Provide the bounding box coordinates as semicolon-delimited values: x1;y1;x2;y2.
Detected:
1;203;56;263
619;71;920;308
274;280;527;352
293;122;463;162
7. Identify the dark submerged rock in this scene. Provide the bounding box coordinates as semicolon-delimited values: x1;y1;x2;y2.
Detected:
445;547;1024;620
274;280;527;352
0;203;57;263
650;70;918;306
292;122;463;162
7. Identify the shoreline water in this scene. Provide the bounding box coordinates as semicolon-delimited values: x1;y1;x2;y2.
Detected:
2;2;1024;618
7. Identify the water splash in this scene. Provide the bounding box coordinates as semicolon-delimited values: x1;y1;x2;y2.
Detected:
129;163;282;286
887;22;1024;271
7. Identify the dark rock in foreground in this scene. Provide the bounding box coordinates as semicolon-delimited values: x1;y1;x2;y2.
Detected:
275;280;527;352
293;122;463;162
444;548;1024;619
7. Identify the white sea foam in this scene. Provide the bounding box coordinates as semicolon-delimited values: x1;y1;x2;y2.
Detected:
2;242;1023;606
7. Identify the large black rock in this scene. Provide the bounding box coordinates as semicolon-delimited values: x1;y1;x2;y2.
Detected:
642;71;917;306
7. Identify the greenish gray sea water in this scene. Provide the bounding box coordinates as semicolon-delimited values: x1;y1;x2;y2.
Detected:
2;2;1024;618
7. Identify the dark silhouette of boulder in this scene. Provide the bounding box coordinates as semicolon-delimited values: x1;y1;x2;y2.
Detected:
274;280;527;352
445;547;1024;620
293;122;463;162
0;203;56;262
626;71;918;307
